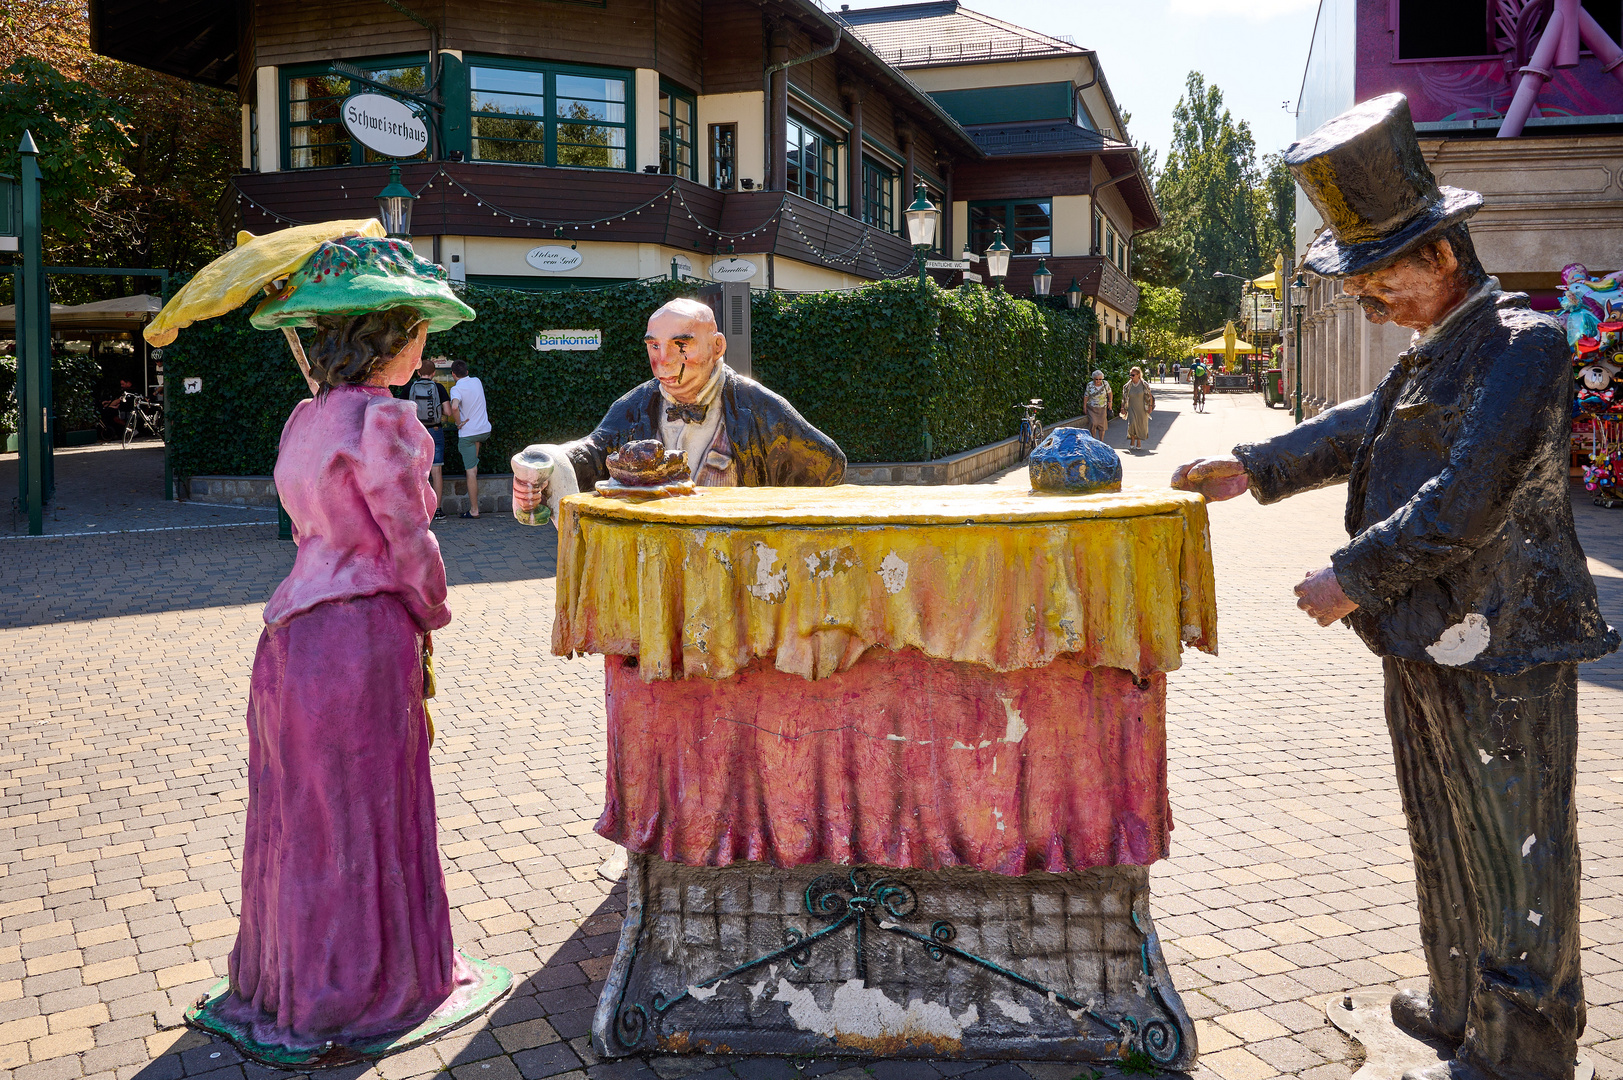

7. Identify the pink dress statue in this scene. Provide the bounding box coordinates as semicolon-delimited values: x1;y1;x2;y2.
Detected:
156;232;503;1067
214;386;461;1050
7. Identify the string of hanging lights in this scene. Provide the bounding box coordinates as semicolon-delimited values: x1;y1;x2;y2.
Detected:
233;168;916;272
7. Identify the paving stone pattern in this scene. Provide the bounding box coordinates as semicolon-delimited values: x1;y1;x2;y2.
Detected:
0;386;1619;1080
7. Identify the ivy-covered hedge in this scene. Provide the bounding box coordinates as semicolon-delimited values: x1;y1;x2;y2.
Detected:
161;278;1105;477
0;352;101;440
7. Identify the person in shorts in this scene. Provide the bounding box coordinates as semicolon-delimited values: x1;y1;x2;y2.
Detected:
407;358;451;516
446;359;491;518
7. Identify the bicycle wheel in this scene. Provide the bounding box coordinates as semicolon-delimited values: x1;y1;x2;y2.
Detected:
122;417;136;447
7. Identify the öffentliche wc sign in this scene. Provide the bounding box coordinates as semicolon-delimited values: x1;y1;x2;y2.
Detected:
534;329;602;351
340;94;429;159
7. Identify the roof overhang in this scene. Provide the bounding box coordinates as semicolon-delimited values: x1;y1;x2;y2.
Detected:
783;0;986;161
88;0;240;90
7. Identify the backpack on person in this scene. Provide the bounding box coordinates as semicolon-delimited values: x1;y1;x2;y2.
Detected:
409;377;442;424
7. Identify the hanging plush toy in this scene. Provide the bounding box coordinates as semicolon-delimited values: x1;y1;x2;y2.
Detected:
1580;363;1614;392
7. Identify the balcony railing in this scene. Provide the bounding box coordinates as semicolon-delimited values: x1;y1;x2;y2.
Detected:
232;162;920;281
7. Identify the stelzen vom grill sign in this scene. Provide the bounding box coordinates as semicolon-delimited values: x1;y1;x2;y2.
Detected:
341;93;429;159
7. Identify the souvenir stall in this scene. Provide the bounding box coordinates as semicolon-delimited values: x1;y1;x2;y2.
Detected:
1559;264;1623;508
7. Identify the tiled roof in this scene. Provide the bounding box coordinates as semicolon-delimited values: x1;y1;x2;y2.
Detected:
965;121;1130;157
836;0;1085;68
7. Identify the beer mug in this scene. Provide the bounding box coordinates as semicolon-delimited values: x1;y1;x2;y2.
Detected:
510;445;555;527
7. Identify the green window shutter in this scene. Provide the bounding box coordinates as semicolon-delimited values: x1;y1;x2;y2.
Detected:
929;83;1074;126
440;54;471;160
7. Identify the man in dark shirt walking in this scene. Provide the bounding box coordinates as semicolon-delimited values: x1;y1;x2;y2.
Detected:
407;358;451;517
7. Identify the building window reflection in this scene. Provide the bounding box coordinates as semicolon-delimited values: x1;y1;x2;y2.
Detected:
284;57;428;169
468;59;630;169
709;123;737;190
660;82;696;180
969;199;1051;255
861;157;893;231
786;114;837;207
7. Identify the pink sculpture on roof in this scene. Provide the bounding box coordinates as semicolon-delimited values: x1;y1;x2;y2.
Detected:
1498;0;1623;136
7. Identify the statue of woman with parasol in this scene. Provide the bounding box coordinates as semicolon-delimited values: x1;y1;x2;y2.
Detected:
145;221;509;1068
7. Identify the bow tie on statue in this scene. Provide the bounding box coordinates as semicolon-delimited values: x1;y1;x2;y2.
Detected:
666;402;708;424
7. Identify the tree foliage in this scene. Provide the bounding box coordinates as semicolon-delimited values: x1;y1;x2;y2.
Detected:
1130;284;1202;364
1139;73;1296;336
0;1;238;303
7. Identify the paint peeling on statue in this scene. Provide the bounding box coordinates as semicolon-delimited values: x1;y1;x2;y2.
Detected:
145;226;510;1068
1174;93;1618;1080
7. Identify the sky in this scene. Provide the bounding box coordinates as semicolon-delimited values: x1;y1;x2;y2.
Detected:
837;0;1322;166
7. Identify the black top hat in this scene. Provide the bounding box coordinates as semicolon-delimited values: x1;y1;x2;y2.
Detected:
1286;93;1482;278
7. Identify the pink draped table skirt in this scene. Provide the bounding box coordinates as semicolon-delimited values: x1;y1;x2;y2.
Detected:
597;649;1171;874
589;646;1195;1067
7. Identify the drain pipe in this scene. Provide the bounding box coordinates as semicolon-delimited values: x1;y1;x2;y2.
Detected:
763;23;843;191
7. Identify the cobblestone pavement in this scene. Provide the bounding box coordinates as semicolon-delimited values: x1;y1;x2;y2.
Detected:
0;443;278;537
1;386;1619;1080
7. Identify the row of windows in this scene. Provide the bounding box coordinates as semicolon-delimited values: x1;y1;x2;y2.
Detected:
969;200;1051;257
281;55;908;231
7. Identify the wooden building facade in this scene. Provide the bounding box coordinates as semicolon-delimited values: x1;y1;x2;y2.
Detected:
90;0;1157;306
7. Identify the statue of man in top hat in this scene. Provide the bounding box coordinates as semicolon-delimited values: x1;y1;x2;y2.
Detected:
1174;93;1618;1080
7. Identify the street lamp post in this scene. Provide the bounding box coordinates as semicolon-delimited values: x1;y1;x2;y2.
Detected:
985;227;1010;290
1290;270;1308;424
376;164;417;239
904;183;940;284
1212;269;1251;371
1031;257;1052;298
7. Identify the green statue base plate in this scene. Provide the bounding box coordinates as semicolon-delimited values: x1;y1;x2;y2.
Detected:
184;952;512;1070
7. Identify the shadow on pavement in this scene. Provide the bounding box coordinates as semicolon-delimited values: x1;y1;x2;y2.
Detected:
0;513;559;630
1574;490;1623;694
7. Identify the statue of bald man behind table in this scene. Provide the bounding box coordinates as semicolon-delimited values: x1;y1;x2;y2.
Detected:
513;298;845;518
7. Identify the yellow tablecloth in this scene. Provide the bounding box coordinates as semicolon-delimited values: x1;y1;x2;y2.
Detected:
553;485;1217;681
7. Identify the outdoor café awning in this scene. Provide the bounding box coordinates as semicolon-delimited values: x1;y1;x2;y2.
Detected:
0;294;161;335
1249;271;1279;295
1194;335;1259;353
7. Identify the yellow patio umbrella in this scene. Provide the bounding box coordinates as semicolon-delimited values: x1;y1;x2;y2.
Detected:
1192;329;1259;358
144;218;388;394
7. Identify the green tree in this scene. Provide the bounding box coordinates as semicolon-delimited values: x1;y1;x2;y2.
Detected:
1256;151;1296;270
0;2;238;303
1131;283;1200;365
1154;72;1268;335
0;56;132;243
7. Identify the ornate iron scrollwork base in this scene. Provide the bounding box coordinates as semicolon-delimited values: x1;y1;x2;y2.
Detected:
592;856;1197;1068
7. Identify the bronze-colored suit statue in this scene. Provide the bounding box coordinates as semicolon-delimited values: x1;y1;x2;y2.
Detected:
1175;94;1618;1080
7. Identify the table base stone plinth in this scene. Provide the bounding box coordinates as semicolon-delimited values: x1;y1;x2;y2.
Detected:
593;854;1196;1069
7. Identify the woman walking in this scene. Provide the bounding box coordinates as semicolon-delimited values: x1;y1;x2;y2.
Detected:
1121;365;1154;451
1084;369;1112;440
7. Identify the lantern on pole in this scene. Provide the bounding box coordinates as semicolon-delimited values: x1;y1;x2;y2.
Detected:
376;165;417;239
984;228;1011;289
1291;270;1309;424
904;183;940;284
1031;257;1052;297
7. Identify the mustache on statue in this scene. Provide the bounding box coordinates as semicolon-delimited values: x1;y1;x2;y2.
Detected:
1355;295;1390;318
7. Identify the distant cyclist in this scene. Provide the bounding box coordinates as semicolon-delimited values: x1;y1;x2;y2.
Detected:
1190;359;1210;412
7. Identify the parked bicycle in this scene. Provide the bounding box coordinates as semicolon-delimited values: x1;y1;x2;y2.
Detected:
1015;398;1045;461
120;392;165;447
